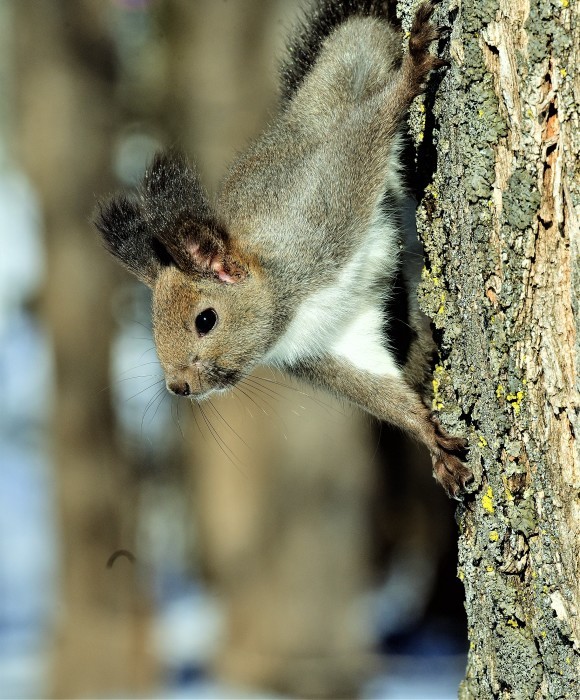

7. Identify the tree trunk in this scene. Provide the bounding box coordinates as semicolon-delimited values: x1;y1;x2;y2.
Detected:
13;2;156;696
161;2;384;697
406;0;580;696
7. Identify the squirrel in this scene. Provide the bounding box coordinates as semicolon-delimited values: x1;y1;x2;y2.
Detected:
94;0;472;498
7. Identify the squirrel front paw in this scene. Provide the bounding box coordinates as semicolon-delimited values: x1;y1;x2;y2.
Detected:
433;450;473;499
429;416;472;498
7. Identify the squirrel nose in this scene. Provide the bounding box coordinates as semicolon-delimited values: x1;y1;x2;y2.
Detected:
168;381;191;397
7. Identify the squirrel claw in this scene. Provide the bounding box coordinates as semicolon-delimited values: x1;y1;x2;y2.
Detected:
429;416;472;498
433;452;474;499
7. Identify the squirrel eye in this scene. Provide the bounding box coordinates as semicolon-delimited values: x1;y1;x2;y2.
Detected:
195;308;218;336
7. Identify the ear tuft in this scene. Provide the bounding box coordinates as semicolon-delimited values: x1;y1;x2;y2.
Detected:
141;151;236;281
93;149;239;286
93;194;159;286
143;151;219;230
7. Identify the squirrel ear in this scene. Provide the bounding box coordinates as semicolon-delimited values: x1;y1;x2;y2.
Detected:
93;194;166;287
94;151;246;287
142;151;247;283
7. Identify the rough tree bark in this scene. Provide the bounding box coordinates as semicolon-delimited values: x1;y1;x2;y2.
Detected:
403;0;579;696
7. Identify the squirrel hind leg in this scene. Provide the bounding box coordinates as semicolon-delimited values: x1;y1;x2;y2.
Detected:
409;0;439;53
403;1;448;94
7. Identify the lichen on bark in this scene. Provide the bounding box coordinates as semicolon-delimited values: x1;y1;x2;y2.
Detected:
400;0;580;697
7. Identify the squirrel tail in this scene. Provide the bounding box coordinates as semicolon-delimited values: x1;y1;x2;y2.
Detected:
281;0;398;103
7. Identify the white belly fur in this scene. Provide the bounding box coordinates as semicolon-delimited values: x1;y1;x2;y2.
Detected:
264;210;402;378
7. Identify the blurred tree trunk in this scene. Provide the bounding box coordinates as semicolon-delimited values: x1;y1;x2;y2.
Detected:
13;2;156;696
161;2;383;697
403;0;580;696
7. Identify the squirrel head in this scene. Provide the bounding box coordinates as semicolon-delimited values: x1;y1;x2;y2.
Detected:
94;151;275;398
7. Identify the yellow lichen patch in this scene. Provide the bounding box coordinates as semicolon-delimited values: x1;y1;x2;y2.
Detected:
419;103;426;113
496;384;505;399
486;565;494;573
432;365;445;410
478;435;488;448
506;390;525;416
425;183;439;200
421;266;441;287
432;377;441;402
458;569;465;581
501;475;514;502
489;530;499;542
560;68;567;78
418;131;424;142
422;257;442;280
560;0;569;7
482;486;495;513
506;618;519;628
438;291;446;315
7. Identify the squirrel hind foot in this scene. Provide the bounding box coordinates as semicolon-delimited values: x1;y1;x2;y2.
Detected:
405;1;448;92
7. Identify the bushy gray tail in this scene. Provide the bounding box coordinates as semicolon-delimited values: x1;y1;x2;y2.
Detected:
281;0;397;103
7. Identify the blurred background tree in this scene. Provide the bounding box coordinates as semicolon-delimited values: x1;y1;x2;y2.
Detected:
12;1;157;696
